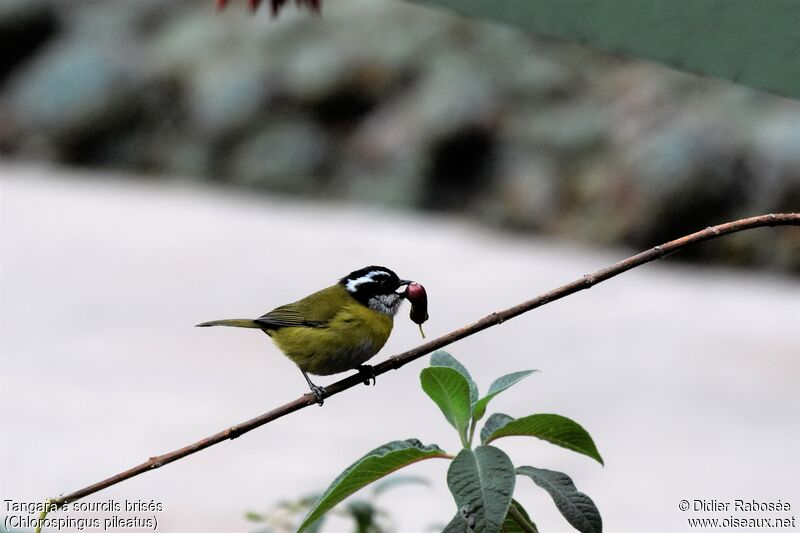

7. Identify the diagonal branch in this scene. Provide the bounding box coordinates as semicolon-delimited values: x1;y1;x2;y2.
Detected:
46;213;799;508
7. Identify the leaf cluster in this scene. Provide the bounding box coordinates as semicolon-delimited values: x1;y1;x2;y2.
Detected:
299;351;603;533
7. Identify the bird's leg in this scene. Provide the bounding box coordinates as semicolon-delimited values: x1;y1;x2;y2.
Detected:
357;364;376;386
301;370;326;406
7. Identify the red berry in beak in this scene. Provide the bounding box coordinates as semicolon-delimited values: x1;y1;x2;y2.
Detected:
405;282;429;338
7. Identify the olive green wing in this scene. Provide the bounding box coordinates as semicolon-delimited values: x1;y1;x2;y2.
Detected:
255;305;324;328
254;284;347;329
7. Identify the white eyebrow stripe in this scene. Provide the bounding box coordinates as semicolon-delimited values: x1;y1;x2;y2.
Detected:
345;270;389;292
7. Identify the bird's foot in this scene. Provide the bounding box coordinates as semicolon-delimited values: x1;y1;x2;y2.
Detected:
309;384;327;406
301;370;327;406
357;364;376;386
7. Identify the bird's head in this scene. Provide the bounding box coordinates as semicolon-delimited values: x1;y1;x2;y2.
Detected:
340;266;412;316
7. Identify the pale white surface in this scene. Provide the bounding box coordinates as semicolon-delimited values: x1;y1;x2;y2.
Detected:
1;164;798;533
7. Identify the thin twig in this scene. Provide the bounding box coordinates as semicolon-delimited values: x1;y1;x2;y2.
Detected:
46;213;799;508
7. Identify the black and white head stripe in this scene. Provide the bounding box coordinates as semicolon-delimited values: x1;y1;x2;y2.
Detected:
341;266;399;293
341;266;407;315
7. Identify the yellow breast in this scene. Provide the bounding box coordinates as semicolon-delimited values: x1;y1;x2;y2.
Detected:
268;298;394;376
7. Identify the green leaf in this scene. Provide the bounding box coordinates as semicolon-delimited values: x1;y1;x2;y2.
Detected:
346;500;376;533
447;446;516;533
482;414;603;465
298;439;448;532
473;370;538;422
431;351;479;405
480;413;515;445
501;499;538;533
372;475;430;495
411;0;800;100
296;492;323;507
517;466;602;533
420;366;472;444
304;515;326;533
272;492;326;533
244;511;265;522
443;513;470;533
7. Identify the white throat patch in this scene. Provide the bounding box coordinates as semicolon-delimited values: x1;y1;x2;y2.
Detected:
345;270;389;292
368;293;403;316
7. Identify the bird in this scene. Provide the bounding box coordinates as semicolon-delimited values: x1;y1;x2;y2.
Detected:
196;266;413;404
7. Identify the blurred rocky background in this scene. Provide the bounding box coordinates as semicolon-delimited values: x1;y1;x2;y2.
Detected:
1;0;798;271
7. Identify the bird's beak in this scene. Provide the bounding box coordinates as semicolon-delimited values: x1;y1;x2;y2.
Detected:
397;279;413;295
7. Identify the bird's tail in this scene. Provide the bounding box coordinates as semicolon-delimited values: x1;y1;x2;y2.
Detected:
195;319;261;328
